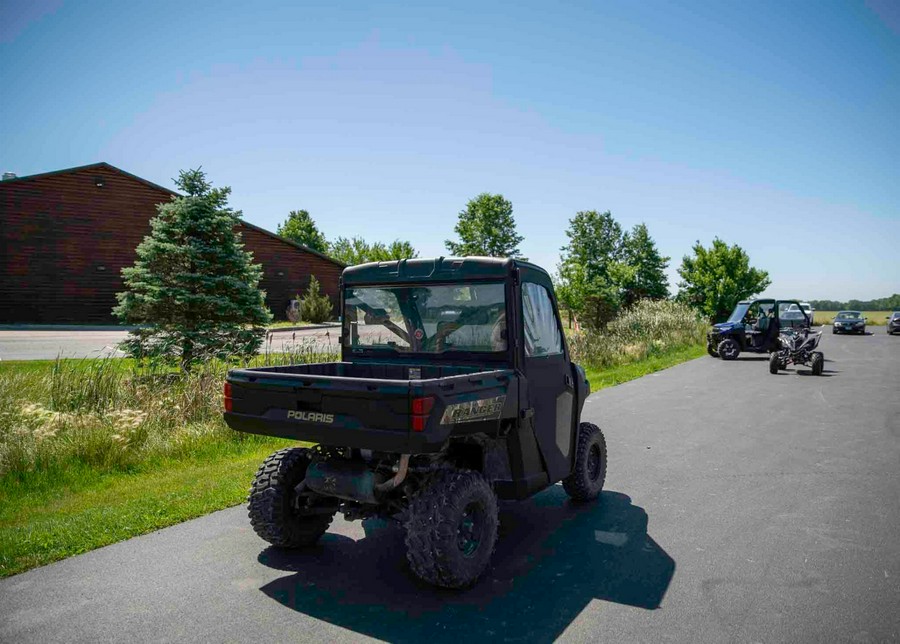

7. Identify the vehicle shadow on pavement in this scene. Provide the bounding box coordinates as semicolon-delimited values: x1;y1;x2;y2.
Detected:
257;488;674;643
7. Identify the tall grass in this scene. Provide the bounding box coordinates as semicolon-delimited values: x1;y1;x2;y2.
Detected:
568;299;707;369
0;340;338;478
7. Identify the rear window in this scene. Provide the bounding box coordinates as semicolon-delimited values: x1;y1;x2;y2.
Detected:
343;282;507;354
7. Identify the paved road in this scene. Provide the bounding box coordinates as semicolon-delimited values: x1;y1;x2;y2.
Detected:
0;327;339;361
1;331;898;643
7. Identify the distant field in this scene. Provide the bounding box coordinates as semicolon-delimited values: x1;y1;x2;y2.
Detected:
813;311;891;326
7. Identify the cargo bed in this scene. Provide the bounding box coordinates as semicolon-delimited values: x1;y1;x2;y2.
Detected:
224;362;518;453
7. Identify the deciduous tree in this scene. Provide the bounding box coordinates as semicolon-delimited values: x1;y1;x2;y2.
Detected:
556;210;626;328
676;238;771;322
328;236;418;266
445;193;524;258
276;209;329;254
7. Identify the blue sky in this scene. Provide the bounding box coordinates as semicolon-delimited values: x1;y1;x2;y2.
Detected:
1;0;898;301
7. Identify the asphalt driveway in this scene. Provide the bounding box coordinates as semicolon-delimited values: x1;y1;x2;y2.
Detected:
1;331;898;642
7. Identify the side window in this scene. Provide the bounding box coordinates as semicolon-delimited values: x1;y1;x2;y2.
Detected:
522;282;563;357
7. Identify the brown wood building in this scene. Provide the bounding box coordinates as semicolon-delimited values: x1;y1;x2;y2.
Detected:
0;162;343;324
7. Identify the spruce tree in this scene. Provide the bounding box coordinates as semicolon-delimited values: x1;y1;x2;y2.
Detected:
114;169;272;370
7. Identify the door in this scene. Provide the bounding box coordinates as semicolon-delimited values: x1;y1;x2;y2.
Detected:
746;301;775;350
520;280;574;482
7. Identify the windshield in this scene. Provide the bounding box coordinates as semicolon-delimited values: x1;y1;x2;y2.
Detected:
343;282;507;354
727;303;751;323
836;312;862;320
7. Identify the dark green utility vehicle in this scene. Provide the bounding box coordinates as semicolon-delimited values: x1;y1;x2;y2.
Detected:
224;257;607;588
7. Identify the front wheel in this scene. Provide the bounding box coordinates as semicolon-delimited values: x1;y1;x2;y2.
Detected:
248;448;335;547
706;343;719;358
769;352;781;374
811;352;824;376
404;470;499;589
717;338;740;360
563;422;608;502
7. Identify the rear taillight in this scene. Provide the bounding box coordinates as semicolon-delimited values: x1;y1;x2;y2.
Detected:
410;396;434;432
224;382;233;413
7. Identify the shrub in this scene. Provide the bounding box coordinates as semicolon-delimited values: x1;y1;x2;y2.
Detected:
299;276;333;324
568;299;706;369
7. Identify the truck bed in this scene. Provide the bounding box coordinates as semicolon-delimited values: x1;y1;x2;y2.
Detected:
224;362;518;453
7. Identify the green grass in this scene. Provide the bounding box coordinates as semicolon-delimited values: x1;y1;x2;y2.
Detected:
583;343;706;392
0;337;705;579
813;310;890;326
0;438;297;577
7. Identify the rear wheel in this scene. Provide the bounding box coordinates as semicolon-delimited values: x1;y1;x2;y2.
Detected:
248;448;335;547
769;352;781;374
706;343;719;358
404;470;499;589
811;352;824;376
563;422;608;502
717;338;740;360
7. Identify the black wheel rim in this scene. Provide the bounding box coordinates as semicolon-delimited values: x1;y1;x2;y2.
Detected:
457;502;485;557
722;342;737;358
587;443;602;481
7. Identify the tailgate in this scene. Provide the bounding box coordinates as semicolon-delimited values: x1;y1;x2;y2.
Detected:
225;370;413;451
223;366;516;453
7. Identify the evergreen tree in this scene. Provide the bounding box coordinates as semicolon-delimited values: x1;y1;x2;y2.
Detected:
114;169;271;370
298;275;333;323
276;209;329;254
620;223;670;306
445;193;524;257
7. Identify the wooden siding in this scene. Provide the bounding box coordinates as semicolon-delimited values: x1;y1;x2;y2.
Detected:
0;164;341;324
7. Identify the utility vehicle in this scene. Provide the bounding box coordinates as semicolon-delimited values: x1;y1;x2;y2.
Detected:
769;327;824;375
223;257;606;588
707;299;810;360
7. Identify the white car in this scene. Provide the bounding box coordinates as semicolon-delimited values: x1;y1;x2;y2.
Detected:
800;302;814;323
786;302;815;324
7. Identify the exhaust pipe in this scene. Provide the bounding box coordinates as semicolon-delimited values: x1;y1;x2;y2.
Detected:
375;454;410;492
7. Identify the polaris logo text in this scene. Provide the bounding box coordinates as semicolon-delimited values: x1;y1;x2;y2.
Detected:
287;410;334;423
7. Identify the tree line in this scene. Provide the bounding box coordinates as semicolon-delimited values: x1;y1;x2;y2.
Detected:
280;193;770;328
809;295;900;311
113;168;773;370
